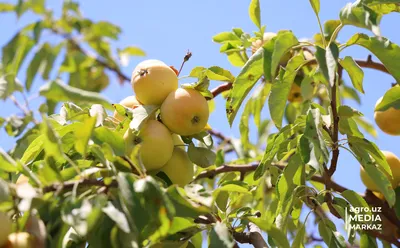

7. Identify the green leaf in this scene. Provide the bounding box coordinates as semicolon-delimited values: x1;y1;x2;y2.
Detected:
212;32;241;43
61;197;106;237
168;217;196;235
209;222;235;248
270;31;299;79
226;48;264;126
349;138;395;206
87;21;121;40
366;2;400;15
39;79;112;109
33;21;43;43
324;20;341;40
318;219;346;248
0;148;18;172
315;43;339;87
117;174;174;242
340;2;381;36
248;0;261;29
167;186;210;218
346;33;400;82
341;84;361;104
26;43;50;91
354;116;377;138
360;233;378;248
2;33;35;74
375;85;400;111
0;3;14;12
291;222;306;248
395;187;400;219
339;56;364;94
102;202;131;233
187;143;216;168
118;46;146;66
206;66;235;82
41;118;63;158
42;43;62;80
341;190;370;209
92;126;125;156
248;217;290;248
276;154;303;231
348;136;391;175
255;124;302;180
309;0;320;14
75;117;97;155
0;75;23;100
339;117;364;137
338;106;363;118
304;108;329;168
269;55;305;129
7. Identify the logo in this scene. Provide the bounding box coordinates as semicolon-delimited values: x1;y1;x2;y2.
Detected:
345;207;382;234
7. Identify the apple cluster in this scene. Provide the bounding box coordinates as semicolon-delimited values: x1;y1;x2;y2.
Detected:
114;59;210;187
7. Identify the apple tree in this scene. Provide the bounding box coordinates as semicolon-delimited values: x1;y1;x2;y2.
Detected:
0;0;400;247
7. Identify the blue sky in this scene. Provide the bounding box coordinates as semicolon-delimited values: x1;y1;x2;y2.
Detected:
1;0;400;246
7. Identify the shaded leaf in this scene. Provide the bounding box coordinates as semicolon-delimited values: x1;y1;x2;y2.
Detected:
39;79;112;109
339;56;364;94
346;33;400;82
374;85;400;111
226;48;264;126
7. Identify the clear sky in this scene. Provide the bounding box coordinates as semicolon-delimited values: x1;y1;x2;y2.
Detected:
1;0;400;246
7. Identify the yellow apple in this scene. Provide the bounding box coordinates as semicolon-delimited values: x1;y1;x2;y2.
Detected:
287;84;303;103
124;120;174;171
131;60;178;105
360;151;400;192
374;97;400;135
113;95;141;122
0;212;12;247
6;232;35;248
158;147;194;187
161;88;209;136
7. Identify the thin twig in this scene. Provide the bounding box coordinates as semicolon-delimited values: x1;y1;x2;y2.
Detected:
178;50;192;76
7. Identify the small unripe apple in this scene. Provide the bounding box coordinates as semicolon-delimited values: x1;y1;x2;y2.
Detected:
374;97;400;135
161;88;209;136
131;60;178;105
124;120;174;171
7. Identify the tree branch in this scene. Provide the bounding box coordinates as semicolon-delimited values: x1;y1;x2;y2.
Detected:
42;178;118;193
50;28;131;83
355;55;389;75
210;82;232;99
233;222;269;248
